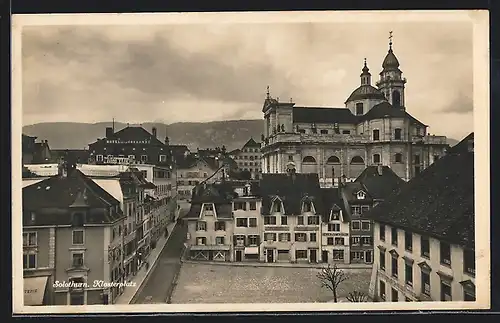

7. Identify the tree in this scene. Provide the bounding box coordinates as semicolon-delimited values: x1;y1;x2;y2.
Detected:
239;170;252;180
346;291;368;302
316;264;349;303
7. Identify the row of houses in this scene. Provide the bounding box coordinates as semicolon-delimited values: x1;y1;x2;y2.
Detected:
22;160;177;306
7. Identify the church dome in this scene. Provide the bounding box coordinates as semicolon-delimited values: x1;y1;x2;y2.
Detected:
345;85;387;103
382;48;400;69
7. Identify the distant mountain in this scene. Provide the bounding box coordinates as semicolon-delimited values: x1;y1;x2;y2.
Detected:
22;120;460;152
22;120;263;151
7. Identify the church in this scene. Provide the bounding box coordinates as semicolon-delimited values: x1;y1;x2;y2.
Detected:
260;36;448;185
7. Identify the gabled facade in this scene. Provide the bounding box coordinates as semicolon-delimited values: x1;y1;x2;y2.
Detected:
368;134;475;302
176;154;223;200
260;37;448;184
229;137;262;179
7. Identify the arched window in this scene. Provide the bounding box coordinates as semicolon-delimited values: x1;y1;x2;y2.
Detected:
350;156;365;164
392;90;401;107
302;156;316;163
302;200;313;213
326;156;341;164
373;154;381;164
394;153;403;163
356;103;364;116
272;198;283;213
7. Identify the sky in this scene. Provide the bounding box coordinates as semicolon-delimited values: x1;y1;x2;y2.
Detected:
21;15;475;140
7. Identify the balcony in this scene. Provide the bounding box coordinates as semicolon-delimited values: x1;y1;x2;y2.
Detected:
261;132;371;148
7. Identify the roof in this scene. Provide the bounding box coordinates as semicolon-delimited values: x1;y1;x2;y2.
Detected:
22;168;125;226
382;48;400;70
292;107;359;124
320;188;351;223
175;153;218;170
110;126;165;145
243;138;260;148
260;173;322;215
367;134;475;249
447;132;473;154
360;102;426;126
52;149;90;163
345;85;387;103
185;183;236;219
340;181;373;205
354;166;405;200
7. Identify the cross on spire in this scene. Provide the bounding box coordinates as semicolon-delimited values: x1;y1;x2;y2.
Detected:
364;57;367;66
266;85;270;99
389;31;393;49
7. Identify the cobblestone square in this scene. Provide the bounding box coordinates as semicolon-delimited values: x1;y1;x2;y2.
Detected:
170;263;372;303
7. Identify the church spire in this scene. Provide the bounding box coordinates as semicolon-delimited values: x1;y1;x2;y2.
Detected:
360;58;371;85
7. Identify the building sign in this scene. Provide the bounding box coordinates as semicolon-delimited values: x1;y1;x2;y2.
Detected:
264;226;289;231
294;226;319;231
322;232;349;237
106;139;151;144
105;157;132;165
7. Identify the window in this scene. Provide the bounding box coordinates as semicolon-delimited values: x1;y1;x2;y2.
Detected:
405;231;413;251
303;201;313;213
204;204;214;211
281;216;288;225
342;130;351;135
379;280;386;300
196;237;207;245
392;91;401;107
249;202;257;210
351;237;360;245
405;263;413;286
421;271;431;296
296;250;308;259
23;232;37;247
361;221;371;231
327;237;334;245
373;154;381;164
23;253;36;269
391;256;398;277
295;233;307;242
265;233;276;241
72;230;84;245
309;233;317;242
234;202;247;211
216;237;225;245
352;221;361;230
328;223;340;232
391;227;398;246
248;235;258;246
334;237;344;245
333;250;344;260
297;216;304;225
414;155;420;164
351;206;361;215
361;236;372;246
264;216;276;225
380;225;386;241
421;236;430;258
350;156;364;164
72;212;85;227
249;218;257;228
373;129;380;141
330;211;340;221
320;129;328;134
395;153;403;163
394;128;402;140
440;281;452;301
440;242;451;266
464;290;476;301
351;251;363;261
391;288;399;302
96;155;103;162
141;155;148;162
215;221;226;231
464;249;475;276
196;221;206;231
272;200;283;213
159;155;167;162
380;251;386;271
288;155;294;161
308;216;319;225
356;103;364;115
278;233;291;242
327;156;341;164
72;252;84;267
236;218;248;227
302;156;316;163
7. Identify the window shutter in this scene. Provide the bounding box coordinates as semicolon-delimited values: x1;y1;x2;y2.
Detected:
233;236;237;246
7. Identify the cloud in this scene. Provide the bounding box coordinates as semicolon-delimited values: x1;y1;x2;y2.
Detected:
440;92;474;115
20;19;475;139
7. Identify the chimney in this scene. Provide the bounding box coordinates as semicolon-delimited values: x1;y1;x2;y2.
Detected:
152;127;157;138
331;166;335;188
377;165;383;176
105;127;113;138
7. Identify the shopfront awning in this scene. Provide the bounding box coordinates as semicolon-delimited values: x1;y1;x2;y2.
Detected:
24;276;49;306
244;247;259;255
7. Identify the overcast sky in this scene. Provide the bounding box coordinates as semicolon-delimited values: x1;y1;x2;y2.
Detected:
21;17;474;140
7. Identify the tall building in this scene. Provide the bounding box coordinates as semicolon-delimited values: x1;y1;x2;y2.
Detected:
368;133;475;302
22;162;126;305
22;134;52;164
229;138;262;179
261;38;448;185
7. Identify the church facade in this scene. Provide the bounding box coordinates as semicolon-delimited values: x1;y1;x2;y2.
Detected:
260;40;448;185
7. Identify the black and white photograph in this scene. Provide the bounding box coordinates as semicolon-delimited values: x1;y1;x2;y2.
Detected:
12;10;490;313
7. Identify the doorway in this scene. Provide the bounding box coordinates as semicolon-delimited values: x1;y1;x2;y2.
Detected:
322;250;328;263
236;250;242;262
266;249;274;263
309;249;317;263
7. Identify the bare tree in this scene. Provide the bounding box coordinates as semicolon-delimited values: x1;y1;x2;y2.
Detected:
346;291;368;302
316;264;349;303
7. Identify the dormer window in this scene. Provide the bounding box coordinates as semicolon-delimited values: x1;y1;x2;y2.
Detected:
271;198;283;214
302;200;314;213
72;212;85;227
30;212;36;223
330;209;341;221
356;191;366;200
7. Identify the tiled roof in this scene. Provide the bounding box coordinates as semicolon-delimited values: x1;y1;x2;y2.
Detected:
293;107;359;124
185;182;236;219
360;102;426;126
320;188;351;223
22;168;125;226
243;138;260;148
345;85;387;103
354;166;405;200
340;181;373;204
175;153;219;171
260;173;322;215
367;134;474;249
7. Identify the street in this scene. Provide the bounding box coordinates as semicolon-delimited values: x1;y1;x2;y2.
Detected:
132;205;189;304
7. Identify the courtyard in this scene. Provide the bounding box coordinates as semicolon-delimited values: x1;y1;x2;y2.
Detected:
170;263;372;304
